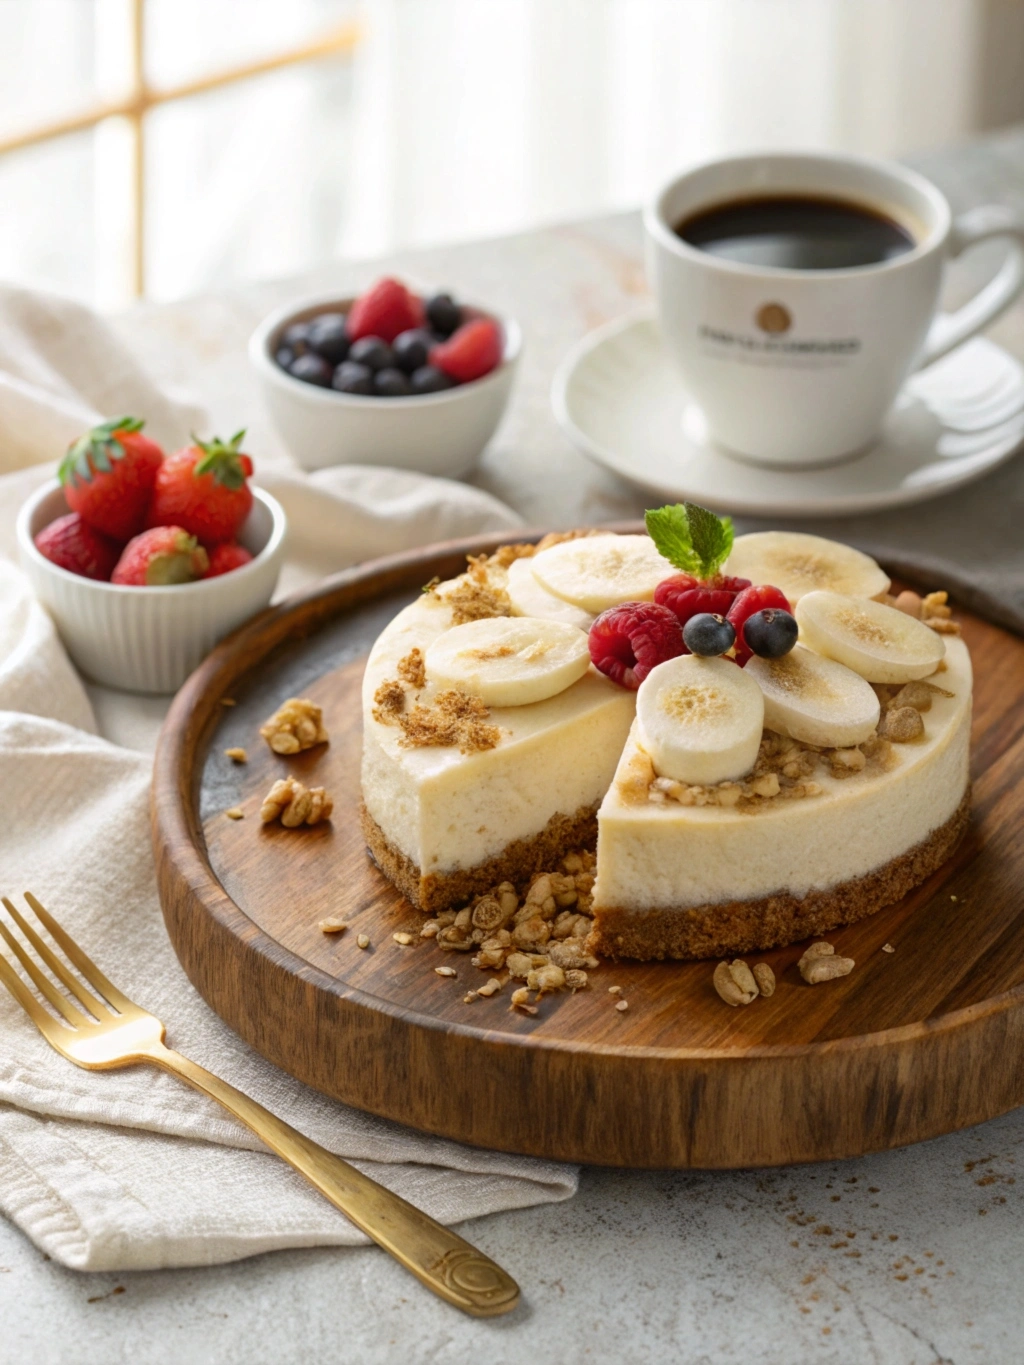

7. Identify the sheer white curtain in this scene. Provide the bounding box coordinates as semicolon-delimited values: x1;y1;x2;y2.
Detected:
341;0;988;257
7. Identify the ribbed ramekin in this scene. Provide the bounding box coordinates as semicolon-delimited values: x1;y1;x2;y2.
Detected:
16;481;287;695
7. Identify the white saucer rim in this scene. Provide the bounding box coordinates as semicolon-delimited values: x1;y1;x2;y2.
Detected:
551;311;1024;518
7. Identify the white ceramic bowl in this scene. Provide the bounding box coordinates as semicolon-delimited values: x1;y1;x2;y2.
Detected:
17;482;287;695
249;293;521;475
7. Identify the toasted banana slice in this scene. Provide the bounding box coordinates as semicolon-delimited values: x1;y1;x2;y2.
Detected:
530;534;674;614
796;591;945;684
506;556;595;630
725;531;890;604
636;655;764;786
746;645;880;747
424;616;591;707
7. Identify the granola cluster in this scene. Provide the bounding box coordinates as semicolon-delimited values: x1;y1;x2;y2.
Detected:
373;647;501;753
259;697;329;754
428;553;512;625
260;775;333;827
877;587;960;636
420;850;599;1009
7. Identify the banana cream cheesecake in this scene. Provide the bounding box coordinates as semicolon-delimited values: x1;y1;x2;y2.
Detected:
361;507;970;957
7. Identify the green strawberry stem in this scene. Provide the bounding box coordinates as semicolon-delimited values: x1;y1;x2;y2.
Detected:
58;416;145;485
192;430;248;489
645;501;734;582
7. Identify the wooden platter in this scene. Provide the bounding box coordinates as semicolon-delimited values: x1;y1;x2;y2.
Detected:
153;529;1024;1169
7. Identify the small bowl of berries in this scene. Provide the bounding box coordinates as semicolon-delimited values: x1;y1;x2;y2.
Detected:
249;277;520;476
17;418;287;694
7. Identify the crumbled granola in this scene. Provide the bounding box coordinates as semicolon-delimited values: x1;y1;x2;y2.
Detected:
225;807;244;820
880;705;925;743
429;554;512;625
224;747;247;763
357;934;370;949
614;999;629;1012
396;691;501;753
393;931;414;946
259;697;329;754
396;647;426;690
319;919;347;934
876;586;961;636
372;679;406;724
259;776;333;827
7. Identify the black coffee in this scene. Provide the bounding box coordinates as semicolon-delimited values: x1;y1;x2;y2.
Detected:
675;194;915;271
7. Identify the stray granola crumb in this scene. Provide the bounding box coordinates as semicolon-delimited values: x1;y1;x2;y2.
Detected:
434;965;457;977
615;999;628;1012
224;747;247;762
225;807;244;820
260;697;329;754
393;932;414;946
219;698;236;706
477;978;501;997
608;985;622;994
463;992;478;1003
565;969;588;991
357;934;370;949
259;776;333;827
881;943;895;954
319;919;347;935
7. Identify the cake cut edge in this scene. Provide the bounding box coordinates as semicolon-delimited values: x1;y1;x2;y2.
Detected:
361;800;599;914
587;786;971;962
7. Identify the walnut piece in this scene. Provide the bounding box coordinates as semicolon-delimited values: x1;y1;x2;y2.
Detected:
753;963;776;997
259;776;333;827
713;959;758;1007
798;940;854;983
260;697;329;754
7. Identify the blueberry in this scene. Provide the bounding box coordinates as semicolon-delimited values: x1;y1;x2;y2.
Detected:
306;312;350;364
289;352;333;387
409;364;456;394
373;367;412;397
275;345;296;371
682;612;736;657
332;360;375;395
281;321;311;354
425;292;462;337
348;336;394;371
392;328;432;374
743;608;798;659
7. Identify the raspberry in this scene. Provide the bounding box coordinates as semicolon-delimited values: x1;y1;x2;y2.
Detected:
430;318;503;383
726;584;792;664
654;573;751;631
588;601;684;690
346;277;425;344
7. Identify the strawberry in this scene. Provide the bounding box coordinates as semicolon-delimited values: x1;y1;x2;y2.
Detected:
204;541;253;577
59;416;164;542
346;278;425;344
111;526;209;586
146;431;254;544
430;318;503;383
34;512;121;580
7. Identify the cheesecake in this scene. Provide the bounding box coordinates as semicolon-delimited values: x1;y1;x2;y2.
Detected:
360;513;970;958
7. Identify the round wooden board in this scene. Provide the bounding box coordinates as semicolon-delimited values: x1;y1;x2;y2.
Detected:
153;529;1024;1169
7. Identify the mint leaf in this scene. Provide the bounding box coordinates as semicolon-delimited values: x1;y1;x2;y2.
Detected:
645;504;699;575
685;502;733;579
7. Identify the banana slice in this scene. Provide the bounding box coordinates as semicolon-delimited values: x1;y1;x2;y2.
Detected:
530;534;674;614
424;617;591;707
636;655;764;785
506;556;595;630
725;531;890;604
796;591;945;684
746;645;880;747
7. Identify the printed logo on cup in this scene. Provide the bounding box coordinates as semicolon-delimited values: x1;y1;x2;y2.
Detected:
756;303;791;335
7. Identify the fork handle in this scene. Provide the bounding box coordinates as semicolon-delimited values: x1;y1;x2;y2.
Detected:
144;1043;519;1317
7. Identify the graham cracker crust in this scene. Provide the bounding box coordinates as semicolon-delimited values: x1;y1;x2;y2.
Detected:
588;786;972;962
361;801;599;914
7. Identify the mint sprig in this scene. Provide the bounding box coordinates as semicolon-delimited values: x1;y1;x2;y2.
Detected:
645;501;734;581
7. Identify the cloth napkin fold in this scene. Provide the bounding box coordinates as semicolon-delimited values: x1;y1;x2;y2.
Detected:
0;286;573;1274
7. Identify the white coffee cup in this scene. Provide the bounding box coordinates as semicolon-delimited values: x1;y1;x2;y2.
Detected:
644;150;1024;467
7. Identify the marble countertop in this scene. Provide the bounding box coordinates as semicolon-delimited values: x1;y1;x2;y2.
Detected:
9;129;1024;1364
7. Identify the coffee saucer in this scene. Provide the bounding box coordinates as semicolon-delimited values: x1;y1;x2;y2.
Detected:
551;313;1024;517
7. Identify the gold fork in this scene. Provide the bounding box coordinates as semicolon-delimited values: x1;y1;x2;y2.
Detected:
0;892;519;1317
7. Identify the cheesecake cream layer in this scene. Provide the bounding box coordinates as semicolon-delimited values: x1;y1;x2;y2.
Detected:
361;590;636;900
592;636;971;929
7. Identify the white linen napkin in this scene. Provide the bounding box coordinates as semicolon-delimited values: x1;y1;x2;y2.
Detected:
0;286;574;1273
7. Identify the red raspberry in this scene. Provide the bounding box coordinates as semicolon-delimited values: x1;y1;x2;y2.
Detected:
727;583;791;664
588;601;684;690
430;318;503;383
204;541;253;577
111;526;209;586
34;512;121;580
347;278;425;343
654;573;752;638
